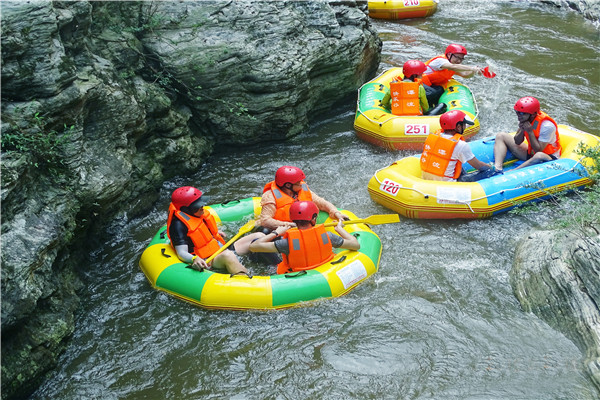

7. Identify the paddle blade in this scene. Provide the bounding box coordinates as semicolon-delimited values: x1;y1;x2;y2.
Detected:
482;66;496;78
324;214;400;227
361;213;400;225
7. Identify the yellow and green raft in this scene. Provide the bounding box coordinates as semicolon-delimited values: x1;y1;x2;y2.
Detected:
354;67;480;151
139;197;382;310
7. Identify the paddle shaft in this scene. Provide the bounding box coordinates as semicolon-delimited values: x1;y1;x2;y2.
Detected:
205;220;256;263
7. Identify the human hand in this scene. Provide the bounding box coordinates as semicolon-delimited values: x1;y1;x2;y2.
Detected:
334;211;350;221
274;225;291;236
190;256;210;272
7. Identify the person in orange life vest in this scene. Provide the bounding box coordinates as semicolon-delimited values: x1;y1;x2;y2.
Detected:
492;97;561;173
167;186;265;275
249;201;360;275
421;110;494;182
258;165;349;231
382;60;430;115
422;44;485;106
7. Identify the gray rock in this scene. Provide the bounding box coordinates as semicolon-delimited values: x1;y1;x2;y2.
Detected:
511;227;600;390
539;0;600;25
0;1;380;398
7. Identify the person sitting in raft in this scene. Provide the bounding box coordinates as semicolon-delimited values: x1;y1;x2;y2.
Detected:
249;201;360;275
422;44;485;106
258;165;349;231
168;186;265;275
492;96;561;173
420;110;494;182
381;60;447;116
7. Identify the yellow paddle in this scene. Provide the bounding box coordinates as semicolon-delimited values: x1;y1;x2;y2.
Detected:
205;214;399;263
205;219;256;264
323;214;400;227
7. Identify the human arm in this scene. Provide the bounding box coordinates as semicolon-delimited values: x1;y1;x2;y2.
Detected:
419;85;430;113
466;157;492;172
310;191;349;221
258;192;296;229
174;245;210;270
521;120;556;153
333;220;360;251
439;61;483;78
249;225;290;253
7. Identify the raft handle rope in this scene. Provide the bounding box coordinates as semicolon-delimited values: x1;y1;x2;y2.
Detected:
231;270;253;279
285;270;307;279
372;157;589;214
331;255;347;265
161;248;171;258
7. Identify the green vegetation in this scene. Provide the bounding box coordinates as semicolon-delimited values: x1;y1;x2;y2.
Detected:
510;143;600;236
1;111;75;175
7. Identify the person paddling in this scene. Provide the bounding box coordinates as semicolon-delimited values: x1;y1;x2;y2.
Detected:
250;201;360;275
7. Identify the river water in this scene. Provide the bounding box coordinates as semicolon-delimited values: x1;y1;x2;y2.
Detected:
31;2;599;399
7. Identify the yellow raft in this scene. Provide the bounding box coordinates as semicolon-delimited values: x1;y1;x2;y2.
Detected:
139;197;382;310
368;0;438;19
354;68;480;151
368;125;599;219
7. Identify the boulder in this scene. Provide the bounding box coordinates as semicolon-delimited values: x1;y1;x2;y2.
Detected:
510;227;600;390
0;1;381;398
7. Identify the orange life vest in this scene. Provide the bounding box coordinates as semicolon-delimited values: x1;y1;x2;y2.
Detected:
390;80;422;116
262;181;313;222
167;204;225;259
276;224;334;274
420;131;463;179
526;111;561;156
422;55;455;86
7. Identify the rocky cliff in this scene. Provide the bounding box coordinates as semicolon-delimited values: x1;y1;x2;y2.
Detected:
511;226;600;390
0;1;381;398
540;0;600;25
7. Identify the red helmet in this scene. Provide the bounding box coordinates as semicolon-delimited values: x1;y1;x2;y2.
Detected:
439;110;474;130
514;96;540;114
403;60;427;77
171;186;202;210
289;201;319;222
275;166;305;187
445;44;467;57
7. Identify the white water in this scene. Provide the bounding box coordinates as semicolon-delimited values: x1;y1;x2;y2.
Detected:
31;2;599;399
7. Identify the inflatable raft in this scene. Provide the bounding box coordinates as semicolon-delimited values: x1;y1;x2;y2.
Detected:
354;68;480;151
139;197;382;310
368;125;599;219
368;0;438;19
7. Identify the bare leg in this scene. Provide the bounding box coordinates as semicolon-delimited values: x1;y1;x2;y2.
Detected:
233;232;266;256
514;152;552;170
493;132;528;170
212;250;248;275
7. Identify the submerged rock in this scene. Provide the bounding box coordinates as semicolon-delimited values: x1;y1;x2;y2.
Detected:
510;227;600;390
0;1;381;398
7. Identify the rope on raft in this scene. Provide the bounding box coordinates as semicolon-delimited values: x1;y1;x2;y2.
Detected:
373;157;588;214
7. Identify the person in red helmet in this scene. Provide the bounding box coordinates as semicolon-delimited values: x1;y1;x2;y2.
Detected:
258;165;349;230
420;110;494;182
250;201;360;274
492;97;561;173
382;60;447;116
422;44;485;106
167;186;264;274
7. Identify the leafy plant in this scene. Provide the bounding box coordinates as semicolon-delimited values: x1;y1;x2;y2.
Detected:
1;112;75;175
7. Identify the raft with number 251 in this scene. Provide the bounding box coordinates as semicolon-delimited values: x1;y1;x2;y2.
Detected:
139;197;382;310
354;67;480;151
